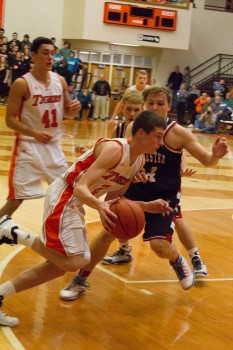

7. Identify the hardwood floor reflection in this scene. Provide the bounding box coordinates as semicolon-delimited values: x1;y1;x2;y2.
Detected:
0;109;233;350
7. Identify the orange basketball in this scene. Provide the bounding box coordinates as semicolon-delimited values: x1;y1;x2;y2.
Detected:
110;198;145;239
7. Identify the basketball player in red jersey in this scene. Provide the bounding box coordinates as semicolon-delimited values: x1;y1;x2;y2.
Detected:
0;110;173;326
0;37;81;219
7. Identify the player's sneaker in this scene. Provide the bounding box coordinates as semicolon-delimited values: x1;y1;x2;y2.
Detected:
0;215;18;245
0;296;19;327
192;256;208;276
101;247;132;265
170;255;195;290
59;276;90;301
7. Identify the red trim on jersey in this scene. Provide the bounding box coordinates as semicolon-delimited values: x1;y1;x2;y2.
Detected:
65;153;96;187
8;137;20;199
44;184;73;255
164;121;183;152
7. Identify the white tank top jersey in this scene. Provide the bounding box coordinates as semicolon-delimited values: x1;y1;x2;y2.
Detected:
63;138;145;199
19;71;64;142
128;84;149;92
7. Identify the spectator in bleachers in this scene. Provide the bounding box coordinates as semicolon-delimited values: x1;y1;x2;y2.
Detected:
0;44;9;60
92;74;111;120
167;65;183;110
224;91;233;109
51;37;58;50
194;106;216;133
187;83;201;127
52;47;63;72
77;88;94;120
60;41;72;59
0;55;10;104
22;47;32;73
11;51;26;83
8;43;20;67
0;28;8;46
66;51;79;85
176;82;189;125
194;92;208;114
182;66;191;91
7;32;21;52
21;34;32;52
213;78;229;99
212;94;230;131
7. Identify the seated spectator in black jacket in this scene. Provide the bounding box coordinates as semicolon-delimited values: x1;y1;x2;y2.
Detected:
76;88;94;120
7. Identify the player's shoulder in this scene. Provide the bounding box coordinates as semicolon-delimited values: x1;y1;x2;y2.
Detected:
9;76;28;95
168;122;195;143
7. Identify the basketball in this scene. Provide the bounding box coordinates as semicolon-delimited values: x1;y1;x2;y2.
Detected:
110;198;145;239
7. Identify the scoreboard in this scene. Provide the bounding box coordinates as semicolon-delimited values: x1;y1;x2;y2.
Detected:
103;2;177;31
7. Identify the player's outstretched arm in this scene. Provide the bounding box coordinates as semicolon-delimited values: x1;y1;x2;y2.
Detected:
135;199;173;216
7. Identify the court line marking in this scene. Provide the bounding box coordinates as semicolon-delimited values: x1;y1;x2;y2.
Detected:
96;265;233;284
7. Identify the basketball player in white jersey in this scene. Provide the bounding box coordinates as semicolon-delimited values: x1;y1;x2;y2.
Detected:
0;110;173;327
109;69;149;123
0;37;81;219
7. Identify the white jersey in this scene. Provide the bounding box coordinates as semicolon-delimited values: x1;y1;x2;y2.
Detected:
19;71;64;142
128;84;149;92
63;138;145;198
42;137;144;256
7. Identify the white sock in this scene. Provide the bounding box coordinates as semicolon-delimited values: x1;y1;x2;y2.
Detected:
119;241;131;252
15;229;36;248
188;247;201;260
0;281;16;298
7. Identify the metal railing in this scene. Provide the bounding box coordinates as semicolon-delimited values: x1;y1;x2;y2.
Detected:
190;54;233;94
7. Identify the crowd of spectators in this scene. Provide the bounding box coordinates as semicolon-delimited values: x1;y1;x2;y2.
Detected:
0;29;86;105
167;64;233;134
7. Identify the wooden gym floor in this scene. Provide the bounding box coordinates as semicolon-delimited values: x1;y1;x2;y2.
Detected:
0;106;233;350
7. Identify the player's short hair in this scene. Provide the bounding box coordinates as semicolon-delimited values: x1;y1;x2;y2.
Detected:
136;69;148;76
142;85;172;105
31;37;53;53
122;91;144;106
132;110;166;137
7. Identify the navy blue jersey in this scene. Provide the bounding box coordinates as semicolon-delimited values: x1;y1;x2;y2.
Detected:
125;119;182;202
116;121;127;138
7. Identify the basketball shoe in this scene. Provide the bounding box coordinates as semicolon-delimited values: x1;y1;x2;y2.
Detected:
59;276;90;301
101;247;132;265
0;296;19;327
192;256;208;276
0;215;18;245
170;255;195;290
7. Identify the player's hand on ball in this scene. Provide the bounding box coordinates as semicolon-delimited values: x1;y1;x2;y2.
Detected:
97;198;119;232
144;199;173;216
132;172;148;183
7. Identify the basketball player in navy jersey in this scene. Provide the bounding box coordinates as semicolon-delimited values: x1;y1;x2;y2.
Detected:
57;85;228;301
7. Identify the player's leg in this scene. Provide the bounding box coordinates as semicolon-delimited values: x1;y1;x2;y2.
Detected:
60;229;116;301
101;239;132;265
0;198;23;217
175;217;208;276
145;211;194;290
0;260;65;327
